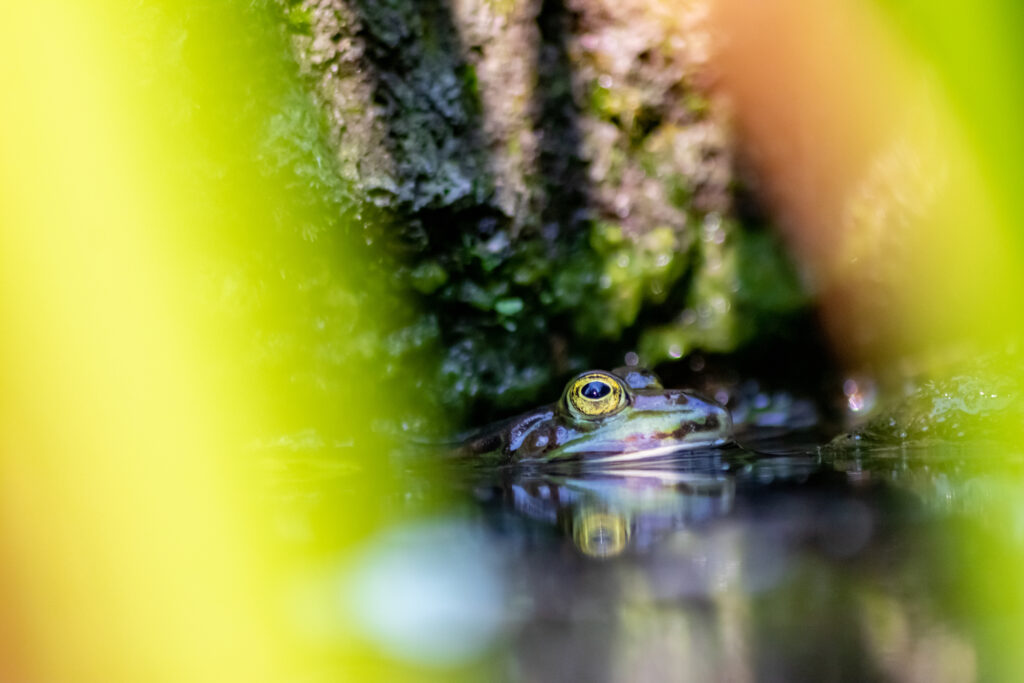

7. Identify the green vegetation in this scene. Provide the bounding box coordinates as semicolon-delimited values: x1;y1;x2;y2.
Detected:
268;0;813;422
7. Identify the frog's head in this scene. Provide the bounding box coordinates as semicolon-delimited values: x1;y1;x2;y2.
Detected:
542;369;732;462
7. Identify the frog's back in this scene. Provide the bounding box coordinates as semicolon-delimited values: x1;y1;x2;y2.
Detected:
453;406;561;462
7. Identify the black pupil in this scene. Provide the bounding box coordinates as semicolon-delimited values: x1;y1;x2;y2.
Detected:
581;381;611;400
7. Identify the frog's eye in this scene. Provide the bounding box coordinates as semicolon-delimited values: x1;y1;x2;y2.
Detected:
565;372;627;418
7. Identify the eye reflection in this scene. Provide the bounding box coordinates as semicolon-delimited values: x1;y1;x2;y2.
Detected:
581;381;611;399
573;510;629;559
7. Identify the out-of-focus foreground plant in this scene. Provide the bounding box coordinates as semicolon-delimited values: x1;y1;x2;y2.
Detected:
710;0;1024;677
0;1;483;681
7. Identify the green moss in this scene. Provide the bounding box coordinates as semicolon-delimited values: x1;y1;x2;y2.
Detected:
511;252;549;286
735;230;808;314
460;63;480;102
409;260;449;294
284;3;312;32
638;220;739;364
580;222;691;338
636;221;809;366
486;0;518;19
550;249;600;310
682;91;710;117
588;81;650;138
271;0;816;423
505;134;523;164
494;297;524;316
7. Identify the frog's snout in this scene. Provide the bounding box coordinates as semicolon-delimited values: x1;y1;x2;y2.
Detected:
710;399;734;437
686;394;733;440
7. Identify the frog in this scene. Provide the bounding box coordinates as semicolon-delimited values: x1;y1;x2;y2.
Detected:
458;367;733;464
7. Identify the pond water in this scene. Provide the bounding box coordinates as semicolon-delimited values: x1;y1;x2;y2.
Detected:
279;432;1024;682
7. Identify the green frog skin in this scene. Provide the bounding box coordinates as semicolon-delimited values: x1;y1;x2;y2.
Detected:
460;367;733;464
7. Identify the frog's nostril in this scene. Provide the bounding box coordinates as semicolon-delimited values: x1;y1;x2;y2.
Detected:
688;398;733;435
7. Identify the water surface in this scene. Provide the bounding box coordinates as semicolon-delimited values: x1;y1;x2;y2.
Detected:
277;433;1024;682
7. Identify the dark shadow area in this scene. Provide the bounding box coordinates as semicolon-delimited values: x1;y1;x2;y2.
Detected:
340;0;606;424
346;0;496;218
532;0;591;241
330;0;836;427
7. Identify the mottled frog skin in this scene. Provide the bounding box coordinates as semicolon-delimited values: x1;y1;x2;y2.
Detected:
460;367;733;464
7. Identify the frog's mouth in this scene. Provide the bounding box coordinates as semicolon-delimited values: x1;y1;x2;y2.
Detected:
544;398;734;463
580;438;733;465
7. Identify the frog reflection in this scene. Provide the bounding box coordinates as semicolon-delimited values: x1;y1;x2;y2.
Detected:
496;466;735;558
572;508;630;558
461;368;732;464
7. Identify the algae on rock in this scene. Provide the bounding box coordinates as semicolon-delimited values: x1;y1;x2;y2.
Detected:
277;0;810;420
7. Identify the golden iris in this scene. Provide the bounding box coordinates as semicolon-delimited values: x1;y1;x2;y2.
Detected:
565;371;627;418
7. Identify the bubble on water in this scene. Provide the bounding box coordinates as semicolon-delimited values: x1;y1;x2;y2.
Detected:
669;344;683;359
842;376;877;414
624;351;639;366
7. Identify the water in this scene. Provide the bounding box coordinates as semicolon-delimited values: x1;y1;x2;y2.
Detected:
278;433;1024;682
